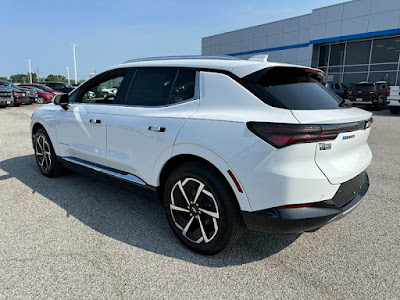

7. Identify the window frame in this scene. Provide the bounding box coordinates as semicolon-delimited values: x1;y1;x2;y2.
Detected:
120;67;200;108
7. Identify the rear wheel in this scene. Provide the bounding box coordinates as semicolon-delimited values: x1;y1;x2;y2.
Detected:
390;107;400;114
374;97;383;111
13;103;20;107
163;162;245;255
37;97;45;104
33;129;65;177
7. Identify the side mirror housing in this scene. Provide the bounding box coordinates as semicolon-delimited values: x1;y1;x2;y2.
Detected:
54;93;69;110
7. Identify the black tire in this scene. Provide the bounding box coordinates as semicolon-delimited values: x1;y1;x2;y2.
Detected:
33;128;65;177
13;103;20;107
390;107;400;114
163;162;245;255
37;97;45;104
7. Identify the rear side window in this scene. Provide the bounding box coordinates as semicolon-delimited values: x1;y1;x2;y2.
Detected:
244;67;343;110
125;68;196;106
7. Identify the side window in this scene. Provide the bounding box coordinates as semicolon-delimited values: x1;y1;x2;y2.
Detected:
125;68;177;106
81;76;125;104
74;69;129;104
168;69;196;103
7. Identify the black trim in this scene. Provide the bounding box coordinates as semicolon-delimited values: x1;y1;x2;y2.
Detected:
242;172;369;234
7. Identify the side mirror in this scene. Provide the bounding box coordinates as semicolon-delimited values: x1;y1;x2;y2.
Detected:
54;93;69;110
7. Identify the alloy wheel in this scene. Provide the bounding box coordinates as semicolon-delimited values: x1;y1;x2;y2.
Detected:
35;135;52;172
169;177;220;244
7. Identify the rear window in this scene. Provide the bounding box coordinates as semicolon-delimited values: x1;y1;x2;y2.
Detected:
243;67;344;110
354;84;375;91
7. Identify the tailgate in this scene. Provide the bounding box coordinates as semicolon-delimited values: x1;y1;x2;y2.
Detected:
291;108;373;184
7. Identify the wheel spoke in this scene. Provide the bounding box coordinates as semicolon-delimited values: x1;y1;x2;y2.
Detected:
170;204;190;213
36;152;43;156
182;216;195;236
198;208;219;219
177;180;191;206
193;182;205;204
198;217;210;243
40;156;46;168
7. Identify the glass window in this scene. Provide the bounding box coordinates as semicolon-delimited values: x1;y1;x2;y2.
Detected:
318;45;330;67
344;66;369;73
368;71;397;84
371;37;400;64
78;69;126;104
328;67;343;73
345;41;371;65
343;73;368;86
168;69;196;104
126;68;177;106
370;64;398;71
247;67;343;110
329;43;345;66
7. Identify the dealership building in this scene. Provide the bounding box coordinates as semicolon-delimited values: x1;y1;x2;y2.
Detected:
202;0;400;85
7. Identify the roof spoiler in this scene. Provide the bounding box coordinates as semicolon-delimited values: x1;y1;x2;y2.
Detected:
248;54;269;62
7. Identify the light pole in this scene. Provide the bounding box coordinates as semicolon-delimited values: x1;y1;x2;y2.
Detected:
66;67;70;84
71;43;78;84
27;59;32;83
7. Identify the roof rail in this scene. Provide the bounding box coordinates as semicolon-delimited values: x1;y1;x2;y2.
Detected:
123;55;240;64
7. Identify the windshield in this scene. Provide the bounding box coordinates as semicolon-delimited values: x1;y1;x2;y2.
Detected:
244;67;343;110
37;84;54;91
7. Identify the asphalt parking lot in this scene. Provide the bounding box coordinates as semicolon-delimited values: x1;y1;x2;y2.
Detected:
0;104;399;299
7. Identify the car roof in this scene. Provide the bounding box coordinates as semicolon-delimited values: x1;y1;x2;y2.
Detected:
114;55;314;78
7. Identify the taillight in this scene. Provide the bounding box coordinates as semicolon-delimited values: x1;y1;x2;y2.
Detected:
246;122;338;148
388;87;391;97
12;91;21;97
277;203;312;209
369;90;379;94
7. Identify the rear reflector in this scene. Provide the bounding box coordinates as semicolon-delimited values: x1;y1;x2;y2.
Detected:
227;170;243;193
277;203;312;209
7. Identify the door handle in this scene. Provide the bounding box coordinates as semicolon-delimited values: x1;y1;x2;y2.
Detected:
89;119;101;124
148;126;165;132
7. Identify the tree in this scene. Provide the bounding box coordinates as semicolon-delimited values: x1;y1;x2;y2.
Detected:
0;76;8;81
9;73;38;83
46;74;67;82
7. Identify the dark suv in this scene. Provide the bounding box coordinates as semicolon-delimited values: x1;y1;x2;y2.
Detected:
348;81;389;110
38;82;75;93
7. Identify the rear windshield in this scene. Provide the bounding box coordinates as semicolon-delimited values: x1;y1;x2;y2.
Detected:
243;67;344;110
354;84;375;91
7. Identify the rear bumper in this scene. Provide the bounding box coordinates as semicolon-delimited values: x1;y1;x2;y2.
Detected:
242;172;369;234
388;100;400;107
350;100;373;106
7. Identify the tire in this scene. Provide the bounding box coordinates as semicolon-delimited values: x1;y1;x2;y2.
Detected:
13;103;20;107
33;128;65;177
37;97;45;104
374;97;383;111
103;92;108;98
390;107;400;114
163;162;245;255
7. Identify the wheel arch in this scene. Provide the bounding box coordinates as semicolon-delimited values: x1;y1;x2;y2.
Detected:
155;146;252;212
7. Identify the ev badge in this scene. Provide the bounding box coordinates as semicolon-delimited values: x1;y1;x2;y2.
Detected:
319;143;332;151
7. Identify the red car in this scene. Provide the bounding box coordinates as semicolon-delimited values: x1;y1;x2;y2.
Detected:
18;85;55;103
19;84;62;96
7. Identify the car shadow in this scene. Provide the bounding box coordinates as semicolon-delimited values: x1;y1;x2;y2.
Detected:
0;154;299;267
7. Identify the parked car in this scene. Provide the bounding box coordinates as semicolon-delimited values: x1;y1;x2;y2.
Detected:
19;83;62;96
18;85;54;104
348;81;389;110
38;81;75;93
0;80;31;106
387;85;400;114
0;86;13;107
31;56;372;255
325;82;349;99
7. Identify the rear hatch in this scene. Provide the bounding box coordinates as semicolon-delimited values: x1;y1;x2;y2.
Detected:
350;83;377;102
243;66;372;185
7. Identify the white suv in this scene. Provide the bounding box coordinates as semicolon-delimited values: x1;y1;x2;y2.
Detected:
31;56;372;255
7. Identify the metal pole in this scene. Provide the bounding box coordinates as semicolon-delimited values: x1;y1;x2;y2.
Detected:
66;67;70;84
72;44;77;84
27;60;32;83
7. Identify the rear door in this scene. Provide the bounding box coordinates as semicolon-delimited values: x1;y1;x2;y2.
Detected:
106;67;199;184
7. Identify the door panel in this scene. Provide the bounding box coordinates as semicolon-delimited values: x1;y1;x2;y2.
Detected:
107;100;199;183
55;103;113;166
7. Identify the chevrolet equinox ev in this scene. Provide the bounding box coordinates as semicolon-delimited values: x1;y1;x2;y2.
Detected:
31;56;372;255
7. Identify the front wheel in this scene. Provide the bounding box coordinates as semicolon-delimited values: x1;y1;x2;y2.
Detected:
37;97;45;104
33;129;64;177
163;162;245;255
374;97;383;111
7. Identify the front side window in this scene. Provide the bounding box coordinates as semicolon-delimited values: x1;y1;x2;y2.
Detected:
125;68;196;106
